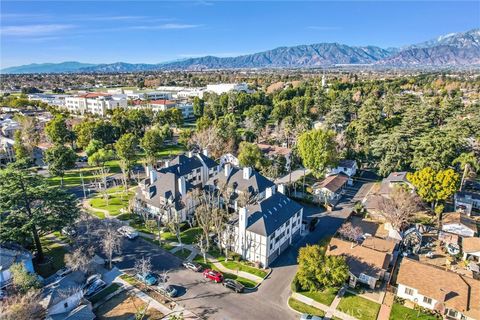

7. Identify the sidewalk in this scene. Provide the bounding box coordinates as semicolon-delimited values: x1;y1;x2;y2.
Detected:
377;291;394;320
291;290;357;320
116;276;199;320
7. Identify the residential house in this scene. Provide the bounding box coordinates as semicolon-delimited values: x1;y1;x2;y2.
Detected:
256;143;292;171
378;171;413;197
0;244;35;288
326;159;358;180
462;237;480;262
0;118;20;138
219;153;240;167
134;150;219;222
326;237;392;289
65;92;128;116
0;136;15;166
441;212;478;238
228;185;303;267
41;271;86;317
206;164;275;210
396;258;480;320
455;191;480;217
47;303;95;320
312;173;349;207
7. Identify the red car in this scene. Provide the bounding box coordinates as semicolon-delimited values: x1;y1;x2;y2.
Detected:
203;269;223;283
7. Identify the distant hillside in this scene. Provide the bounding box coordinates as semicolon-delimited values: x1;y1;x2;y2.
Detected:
2;28;479;73
1;61;97;74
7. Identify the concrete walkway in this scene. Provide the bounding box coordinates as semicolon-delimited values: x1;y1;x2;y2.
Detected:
83;198;111;218
116;276;199;320
291;291;357;320
377;291;394;320
325;286;346;319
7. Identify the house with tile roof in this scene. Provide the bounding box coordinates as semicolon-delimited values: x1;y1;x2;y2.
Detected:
396;258;480;320
462;237;480;262
228;185;303;267
326;237;392;289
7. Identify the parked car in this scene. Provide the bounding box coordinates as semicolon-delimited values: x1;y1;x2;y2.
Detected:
78;156;88;162
84;274;101;289
203;269;223;283
183;261;202;272
61;226;76;237
55;267;72;278
117;226;138;240
425;251;435;259
300;314;323;320
222;279;245;293
84;279;106;297
136;272;157;286
157;284;177;297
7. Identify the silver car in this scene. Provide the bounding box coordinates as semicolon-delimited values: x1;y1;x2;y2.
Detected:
300;314;323;320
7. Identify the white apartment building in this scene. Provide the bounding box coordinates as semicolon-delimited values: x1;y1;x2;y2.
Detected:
229;185;303;267
65;93;127;116
206;83;251;95
125;90;173;100
27;94;70;107
132;99;194;119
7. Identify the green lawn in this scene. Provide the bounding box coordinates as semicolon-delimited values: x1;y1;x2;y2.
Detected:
119;274;141;286
220;260;267;278
140;236;175;251
288;297;326;317
162;227;202;244
193;255;258;288
173;248;192;260
389;303;438;320
337;292;381;320
300;287;338;306
88;283;121;304
47;159;123;188
88;209;106;219
34;236;68;278
88;186;134;216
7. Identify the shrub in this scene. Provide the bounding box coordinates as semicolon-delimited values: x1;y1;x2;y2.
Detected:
291;274;302;292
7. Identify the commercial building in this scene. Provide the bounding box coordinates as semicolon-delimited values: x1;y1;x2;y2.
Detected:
65;92;127;116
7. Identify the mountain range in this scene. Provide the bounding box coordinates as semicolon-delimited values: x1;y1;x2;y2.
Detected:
2;29;479;74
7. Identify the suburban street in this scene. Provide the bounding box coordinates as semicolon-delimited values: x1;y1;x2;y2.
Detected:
108;179;372;319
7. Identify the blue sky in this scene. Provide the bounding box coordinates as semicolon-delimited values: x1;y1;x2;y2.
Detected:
1;1;478;67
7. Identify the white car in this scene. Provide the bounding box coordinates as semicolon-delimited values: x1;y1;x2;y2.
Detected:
300;314;323;320
117;226;139;240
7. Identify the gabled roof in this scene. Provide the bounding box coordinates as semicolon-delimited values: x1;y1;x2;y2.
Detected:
326;237;390;279
136;172;194;211
160;154;204;177
197;153;218;169
462;237;480;253
361;237;396;254
207;166;274;196
313;173;349;193
245;192;302;236
337;159;356;169
49;303;95;320
397;258;480;319
379;172;411;195
41;271;84;309
442;212;477;233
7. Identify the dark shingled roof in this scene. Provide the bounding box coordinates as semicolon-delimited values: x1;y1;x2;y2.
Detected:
136;172;194;211
245;192;302;236
207;166;274;196
49;304;95;320
160;154;204;177
338;159;356;169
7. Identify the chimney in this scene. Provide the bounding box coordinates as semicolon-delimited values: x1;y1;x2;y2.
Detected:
238;206;248;258
147;165;157;182
265;185;275;199
224;163;232;177
164;160;170;168
188;151;193;158
202;149;208;157
178;176;186;196
278;184;285;194
243;167;252;180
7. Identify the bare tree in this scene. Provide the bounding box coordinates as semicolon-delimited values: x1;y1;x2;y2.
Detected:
165;205;184;251
0;290;46;320
94;167;110;206
101;225;122;269
211;208;227;250
337;222;363;242
64;246;95;274
134;256;152;277
380;186;420;231
196;234;208;264
195;198;214;252
220;225;238;260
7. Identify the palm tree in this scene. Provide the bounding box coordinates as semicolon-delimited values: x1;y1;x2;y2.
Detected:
452;152;479;191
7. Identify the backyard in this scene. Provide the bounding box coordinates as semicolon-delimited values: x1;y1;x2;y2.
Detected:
34;235;68;278
337;292;381;320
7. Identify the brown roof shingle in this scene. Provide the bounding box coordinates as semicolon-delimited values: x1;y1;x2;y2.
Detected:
462;237;480;253
397;258;480;317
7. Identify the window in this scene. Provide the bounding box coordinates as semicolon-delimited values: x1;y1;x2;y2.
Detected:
447;310;458;318
286;220;290;226
423;297;432;305
270;243;273;250
404;287;414;296
64;302;68;308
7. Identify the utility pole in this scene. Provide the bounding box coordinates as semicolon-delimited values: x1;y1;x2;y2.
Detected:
80;173;86;199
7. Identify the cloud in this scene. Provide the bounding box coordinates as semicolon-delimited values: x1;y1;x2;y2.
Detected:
1;24;74;36
306;26;341;31
157;23;202;30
